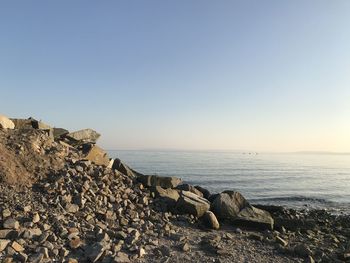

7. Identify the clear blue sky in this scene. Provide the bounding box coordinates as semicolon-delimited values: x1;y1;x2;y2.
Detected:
1;1;350;151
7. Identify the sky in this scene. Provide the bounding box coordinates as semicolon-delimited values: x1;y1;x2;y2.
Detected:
1;1;350;152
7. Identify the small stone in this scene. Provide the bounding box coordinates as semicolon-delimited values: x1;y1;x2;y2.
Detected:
68;259;78;263
69;237;81;249
65;204;79;213
0;239;11;252
276;236;288;247
2;209;11;218
23;206;31;212
138;247;146;258
114;252;130;263
11;241;24;252
32;213;40;224
28;253;44;263
181;243;190;252
3;218;19;230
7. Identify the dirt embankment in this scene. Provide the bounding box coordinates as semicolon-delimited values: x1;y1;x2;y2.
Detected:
0;129;67;186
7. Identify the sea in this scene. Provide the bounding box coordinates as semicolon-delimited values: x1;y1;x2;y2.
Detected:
109;150;350;214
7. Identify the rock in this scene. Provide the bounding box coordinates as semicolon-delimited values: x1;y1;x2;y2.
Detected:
11;118;51;130
159;245;171;257
0;239;10;252
0;114;15;129
3;218;19;229
11;241;24;252
66;128;100;143
65;204;79;213
211;191;249;219
28;252;44;263
11;118;34;129
52;128;69;139
112;159;143;177
138;174;182;189
154;186;180;207
69;237;81;249
181;242;190;252
114;252;130;263
0;229;18;239
176;184;203;197
32;212;40;223
234;206;274;230
276;236;288;246
175;191;210;217
194;186;211;199
138;247;146;258
201;211;220;230
2;208;11;218
81;144;110;166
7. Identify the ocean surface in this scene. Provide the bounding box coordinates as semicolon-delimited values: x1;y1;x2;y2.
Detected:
109;150;350;213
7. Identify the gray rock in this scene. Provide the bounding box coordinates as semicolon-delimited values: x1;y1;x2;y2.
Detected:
176;184;203;197
81;144;110;166
194;185;211;199
52;128;69;139
66;128;101;143
112;159;143;178
28;252;44;263
176;191;210;217
3;218;20;229
138;174;182;189
154;186;180;207
202;211;220;230
86;242;105;262
211;191;248;219
235;206;274;230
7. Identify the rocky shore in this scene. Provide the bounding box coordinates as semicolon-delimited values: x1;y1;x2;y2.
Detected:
0;114;350;263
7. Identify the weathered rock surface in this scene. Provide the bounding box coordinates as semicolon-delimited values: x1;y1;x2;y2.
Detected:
211;191;249;219
235;206;274;230
176;184;203;197
112;159;142;178
81;144;110;166
66;128;100;143
202;211;220;230
176;191;210;217
138;174;182;189
0;115;14;129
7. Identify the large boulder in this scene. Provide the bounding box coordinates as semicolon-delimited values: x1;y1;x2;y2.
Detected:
137;174;182;189
154;186;180;208
112;159;142;178
211;191;249;219
53;128;69;139
11;117;51;130
175;191;210;217
176;184;203;197
0;114;14;129
66;129;100;143
81;144;110;166
235;206;274;230
211;191;274;230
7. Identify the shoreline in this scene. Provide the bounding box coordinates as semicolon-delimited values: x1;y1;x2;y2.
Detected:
0;116;349;262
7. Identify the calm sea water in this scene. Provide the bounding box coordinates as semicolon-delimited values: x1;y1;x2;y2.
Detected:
109;151;350;213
